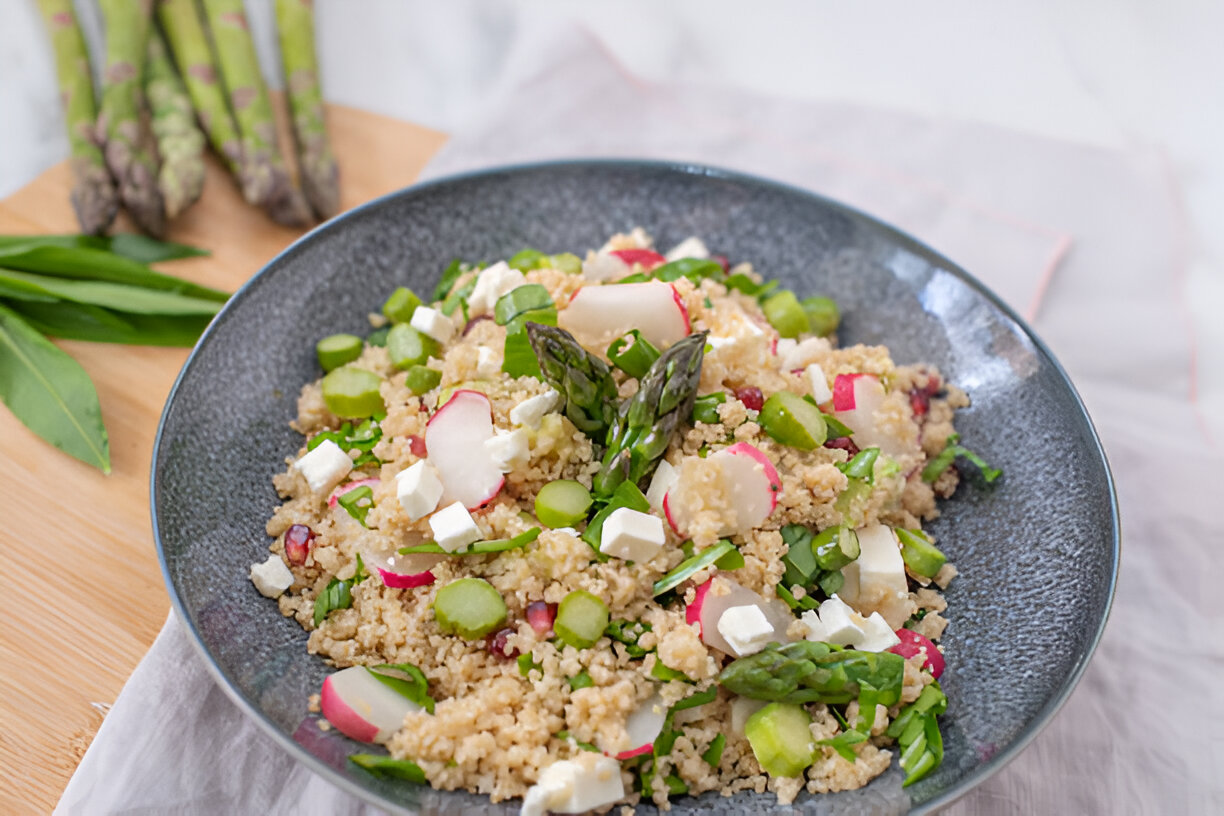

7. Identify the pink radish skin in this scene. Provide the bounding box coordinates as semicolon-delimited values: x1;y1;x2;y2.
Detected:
686;579;714;635
559;282;690;353
664;443;780;537
327;478;380;508
320;666;423;743
609;248;666;270
425;390;505;509
890;629;945;678
670;284;692;334
377;568;436;589
832;373;876;411
615;693;667;760
687;576;793;655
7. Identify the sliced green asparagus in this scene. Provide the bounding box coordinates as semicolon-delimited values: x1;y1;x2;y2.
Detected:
526;322;618;440
718;641;904;706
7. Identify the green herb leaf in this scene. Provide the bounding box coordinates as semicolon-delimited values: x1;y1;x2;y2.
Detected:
368;664;436;714
0;233;209;264
701;733;726;766
837;447;880;483
518;652;541;677
0;269;223;316
554;730;601;753
920;433;1002;484
337;485;374;526
723;272;779;301
607;330;661;380
652;540;737;597
349;753;427;783
605;619;652;658
0;304;110;472
441;276;477;318
650;660;691;682
494;284;555;327
582;480;650;553
690;392;726;425
653;258;724;283
817;728;868;762
3;299;212;346
313;554;368;626
820;412;854;439
432;259;465;302
0;243;225;301
567;671;594;691
399;527;541;556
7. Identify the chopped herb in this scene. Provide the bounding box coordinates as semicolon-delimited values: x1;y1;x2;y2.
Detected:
701;733;726;766
398;527;541;556
336;485;374;526
307;420;383;469
517;652;541;677
817;728;868;762
555;730;600;753
567;671;594;691
368;663;435;714
441;276;477;318
349;753;427;783
366;325;390;347
652;540;737;597
724;272;779;301
921;433;1001;484
650;660;690;682
837;447;880;483
582;480;650;554
605;619;652;658
820;411;854;439
494;284;555;327
496;286;558;380
690;392;726;425
313;554;368;626
886;681;948;786
431;258;465;302
653;258;724;283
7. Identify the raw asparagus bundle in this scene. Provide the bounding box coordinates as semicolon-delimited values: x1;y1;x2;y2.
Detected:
593;331;706;497
35;0;118;235
718;641;905;706
526;322;619;440
200;0;311;226
275;0;339;219
156;0;243;175
97;0;165;236
145;29;205;219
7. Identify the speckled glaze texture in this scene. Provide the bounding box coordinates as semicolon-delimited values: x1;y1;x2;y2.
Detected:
153;161;1118;815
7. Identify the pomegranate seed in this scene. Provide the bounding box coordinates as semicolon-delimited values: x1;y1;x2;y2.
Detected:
734;386;764;412
909;389;930;417
824;436;860;457
526;601;557;637
284;524;315;565
710;254;730;273
486;627;519;660
408;435;427;458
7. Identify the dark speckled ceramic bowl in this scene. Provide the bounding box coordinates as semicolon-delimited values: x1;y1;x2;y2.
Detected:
153;160;1118;815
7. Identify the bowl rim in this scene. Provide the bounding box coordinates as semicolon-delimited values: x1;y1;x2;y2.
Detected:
151;157;1120;815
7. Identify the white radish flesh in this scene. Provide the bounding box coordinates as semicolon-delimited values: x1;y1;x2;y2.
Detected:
320;666;423;743
424;390;504;509
558;282;689;354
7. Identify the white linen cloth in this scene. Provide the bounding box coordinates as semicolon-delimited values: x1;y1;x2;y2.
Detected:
56;26;1222;816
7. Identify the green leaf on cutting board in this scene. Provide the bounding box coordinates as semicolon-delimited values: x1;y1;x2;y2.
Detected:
0;268;223;316
0;233;209;264
0;303;110;473
0;244;227;302
5;299;213;347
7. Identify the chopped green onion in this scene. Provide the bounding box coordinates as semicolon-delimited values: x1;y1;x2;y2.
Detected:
321;366;384;418
672;685;718;712
701;733;726;766
554;590;610;649
517;652;540;677
838;447;880;483
403;365;441;396
567;671;594;690
780;524;818;586
761;290;810;338
382;287;422;324
432;578;507;640
313;554;367;626
582;480;649;553
817;570;845;596
336;485;374;526
349;754;426;783
775;582;821;611
744;702;816;777
714;546;746;571
508;248;548;272
535;480;593;529
367;663;435;713
812;524;860;571
432;258;466;302
652;540;737;597
800;296;840;337
758;391;828;450
653;258;724;283
690;392;727;425
650;660;690;682
896;528;947;578
387;323;439;370
608;330;661;379
921;433;1002;484
441;276;477;318
398;528;541;556
724;273;778;301
605;619;652;658
316;333;363;372
885;682;947;786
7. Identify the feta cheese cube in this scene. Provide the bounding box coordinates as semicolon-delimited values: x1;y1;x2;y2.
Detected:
856;612;902;652
509;389;559;429
778;336;831;370
476;345;501;378
717;604;776;657
428;501;481;552
729;696;767;736
848;525;911;628
801;609;828;642
410;305;455;345
249;555;294;598
484;428;529;472
293;439;353;493
520;752;624;816
467;261;527;316
396;461;444;521
805;363;833;404
581;252;628;282
599;507;665;562
817;595;866;646
664;236;710;262
645;459;678;513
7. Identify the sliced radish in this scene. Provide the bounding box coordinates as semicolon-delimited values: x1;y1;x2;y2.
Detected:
558;281;690;353
327;478;381;508
890;628;945;678
367;544;444;589
377;568;436;589
615;692;668;759
320;666;423;743
646;460;679;514
424;390;504;509
664;443;780;537
609;248;666;270
832;373;879;412
833;374;919;459
687;576;793;655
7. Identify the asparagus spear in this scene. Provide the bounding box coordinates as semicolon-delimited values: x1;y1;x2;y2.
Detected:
156;0;243;175
200;0;312;227
145;29;205;219
525;323;619;440
593;331;706;498
717;641;905;706
97;0;165;237
35;0;118;235
274;0;339;219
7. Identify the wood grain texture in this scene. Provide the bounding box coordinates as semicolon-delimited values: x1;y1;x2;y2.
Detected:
0;103;445;815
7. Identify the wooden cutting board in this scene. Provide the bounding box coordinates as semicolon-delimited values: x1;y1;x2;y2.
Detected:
0;104;446;816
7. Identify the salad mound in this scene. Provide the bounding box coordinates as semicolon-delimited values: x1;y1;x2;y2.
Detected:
253;230;996;812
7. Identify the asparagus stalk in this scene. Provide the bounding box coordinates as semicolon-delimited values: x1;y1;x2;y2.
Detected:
98;0;165;237
593;331;706;497
35;0;118;235
717;641;905;706
199;0;311;226
525;323;619;440
274;0;339;219
156;0;243;175
144;29;205;219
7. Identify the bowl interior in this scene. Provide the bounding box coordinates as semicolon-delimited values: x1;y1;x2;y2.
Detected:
154;161;1117;815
